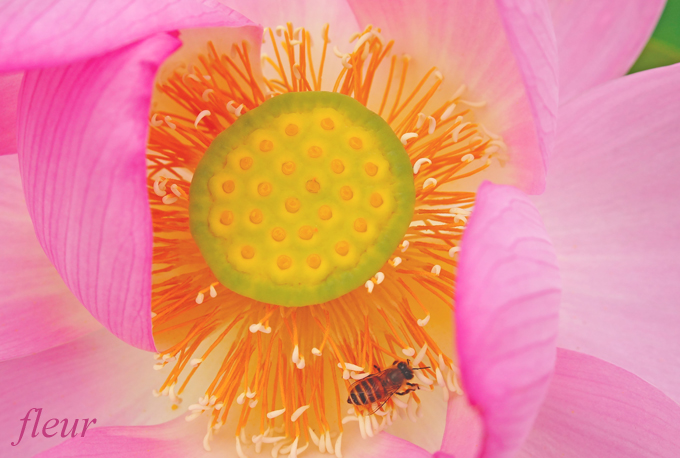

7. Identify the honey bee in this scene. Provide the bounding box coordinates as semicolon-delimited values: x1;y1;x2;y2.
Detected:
346;360;429;412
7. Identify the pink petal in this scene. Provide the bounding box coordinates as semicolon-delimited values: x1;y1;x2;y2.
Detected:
0;0;254;72
0;154;100;361
346;0;558;193
454;182;561;458
0;329;179;457
548;0;665;103
34;414;431;458
532;63;680;403
16;34;182;351
0;72;21;155
219;0;359;34
440;395;484;458
218;0;360;91
517;349;680;457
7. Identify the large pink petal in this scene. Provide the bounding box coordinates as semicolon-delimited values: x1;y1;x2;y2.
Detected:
346;0;558;194
0;72;21;155
0;329;180;458
532;63;680;403
34;414;431;458
0;154;100;361
517;348;680;457
548;0;665;103
454;182;561;458
0;0;254;73
16;34;182;351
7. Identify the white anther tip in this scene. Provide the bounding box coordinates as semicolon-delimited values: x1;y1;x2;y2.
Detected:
402;347;416;357
312;348;322;356
162;194;178;205
391;256;402;267
190;358;203;367
267;408;286;419
417;315;431;327
416;113;427;129
431;265;441;276
423;177;438;189
195;292;205;304
375;272;385;284
461;153;475;163
400;132;418;145
400;240;410;252
413;158;432;174
364;280;374;293
194;110;211;128
448;246;461;257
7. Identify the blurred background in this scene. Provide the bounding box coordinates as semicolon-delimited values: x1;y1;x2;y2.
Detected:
630;0;680;72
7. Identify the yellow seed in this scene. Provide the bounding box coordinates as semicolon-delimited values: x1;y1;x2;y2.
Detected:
220;210;234;226
223;180;235;193
321;118;335;130
285;197;301;213
259;139;273;152
307;254;321;269
335;241;350;256
258;182;272;196
241;245;255;259
306;179;321;193
354;218;367;232
282;161;296;175
331;159;345;174
340;186;353;200
285;124;299;136
370;192;383;208
364;162;378;176
349;137;363;149
250;209;263;224
271;227;286;242
298;225;315;240
318;205;333;220
308;145;322;158
277;255;292;270
240;157;253;170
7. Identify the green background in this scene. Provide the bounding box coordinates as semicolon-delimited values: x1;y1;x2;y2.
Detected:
630;0;680;73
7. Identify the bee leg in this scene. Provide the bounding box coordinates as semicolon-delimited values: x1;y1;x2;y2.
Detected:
406;382;418;388
396;386;418;396
373;365;381;372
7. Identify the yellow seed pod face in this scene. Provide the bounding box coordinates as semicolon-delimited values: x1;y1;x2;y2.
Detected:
189;92;415;306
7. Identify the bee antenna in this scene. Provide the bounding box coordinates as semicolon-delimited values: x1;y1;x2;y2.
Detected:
412;366;431;371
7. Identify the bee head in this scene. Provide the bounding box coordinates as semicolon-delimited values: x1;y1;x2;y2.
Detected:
397;361;414;380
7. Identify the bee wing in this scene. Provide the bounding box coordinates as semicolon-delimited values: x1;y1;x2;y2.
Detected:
369;384;401;415
347;372;382;392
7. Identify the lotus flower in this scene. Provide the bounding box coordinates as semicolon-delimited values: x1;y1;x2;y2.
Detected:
1;1;679;457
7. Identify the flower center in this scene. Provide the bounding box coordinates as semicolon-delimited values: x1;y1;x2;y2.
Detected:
190;91;415;306
146;21;506;456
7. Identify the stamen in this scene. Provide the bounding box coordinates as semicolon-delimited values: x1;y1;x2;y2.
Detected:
400;132;418;145
413;158;431;174
291;405;310;422
194;110;211;128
